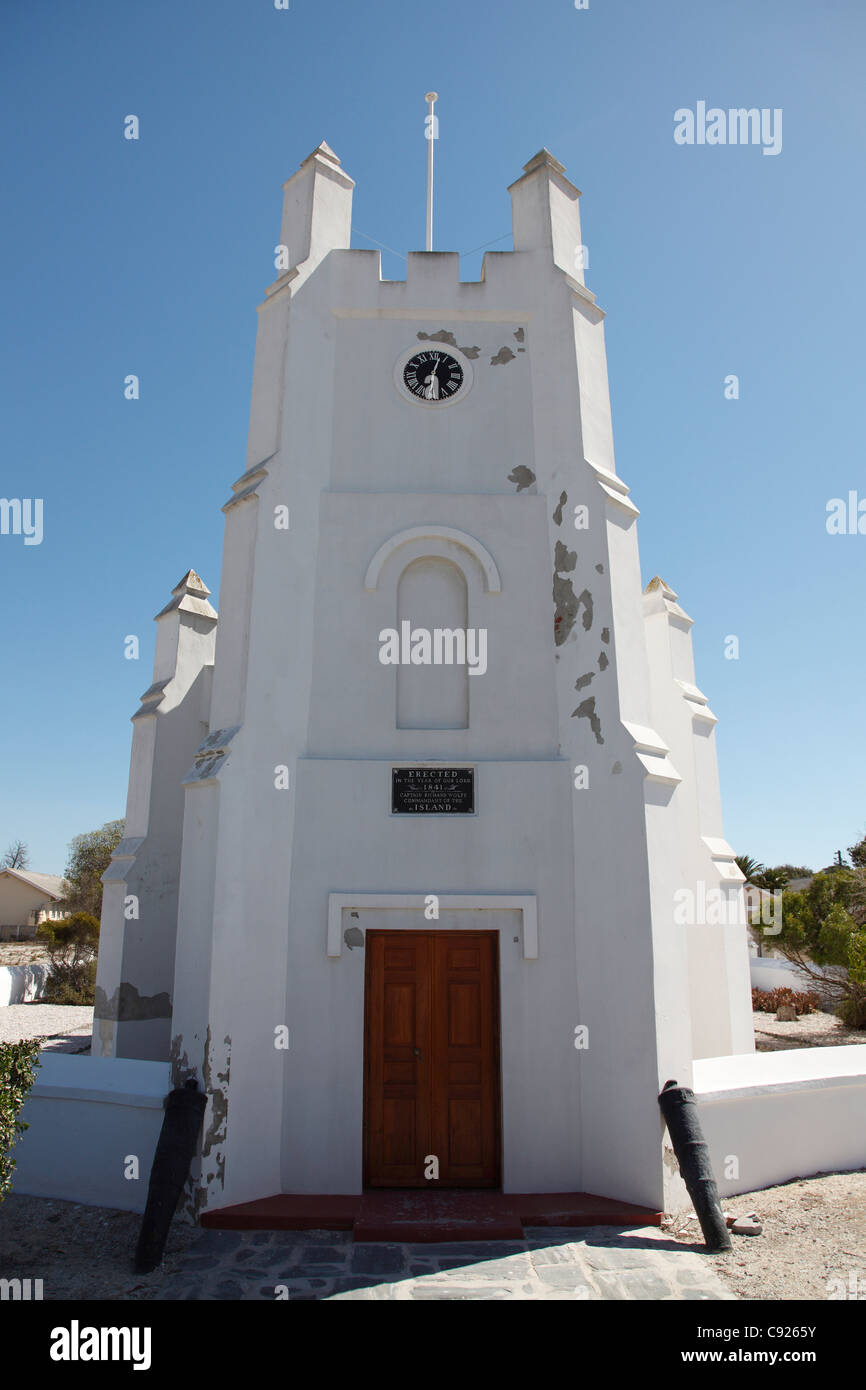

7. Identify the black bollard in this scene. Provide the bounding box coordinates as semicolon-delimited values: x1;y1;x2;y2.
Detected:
134;1078;208;1273
658;1078;732;1252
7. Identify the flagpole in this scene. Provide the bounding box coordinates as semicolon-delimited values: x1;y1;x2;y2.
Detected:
425;92;438;251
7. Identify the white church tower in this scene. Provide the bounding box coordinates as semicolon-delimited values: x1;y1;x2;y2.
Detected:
94;140;753;1217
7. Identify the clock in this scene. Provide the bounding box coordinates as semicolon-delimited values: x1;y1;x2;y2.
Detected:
394;343;474;408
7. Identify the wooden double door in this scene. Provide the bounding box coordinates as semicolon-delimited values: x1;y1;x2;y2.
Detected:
364;930;501;1188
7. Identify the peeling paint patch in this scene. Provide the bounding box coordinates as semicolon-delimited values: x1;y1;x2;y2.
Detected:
552;491;567;526
572;696;604;745
577;588;593;632
417;329;480;359
95;983;172;1022
595;563;604;574
417;329;457;347
612;761;623;774
554;540;577;574
575;672;595;692
490;346;516;366
201;1028;231;1193
508;465;536;493
514;328;525;342
601;627;610;644
169;1033;197;1089
599;651;609;671
553;541;578;646
344;926;364;950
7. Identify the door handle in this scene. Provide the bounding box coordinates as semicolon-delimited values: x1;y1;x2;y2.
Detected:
413;1046;422;1059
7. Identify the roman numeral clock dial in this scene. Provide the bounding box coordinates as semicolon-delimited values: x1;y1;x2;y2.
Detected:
395;344;474;408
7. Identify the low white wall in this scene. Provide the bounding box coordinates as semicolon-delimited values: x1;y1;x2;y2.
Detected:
693;1047;866;1198
11;1054;170;1212
0;963;49;1006
749;955;818;993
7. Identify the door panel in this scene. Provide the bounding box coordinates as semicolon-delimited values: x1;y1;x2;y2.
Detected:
364;930;500;1188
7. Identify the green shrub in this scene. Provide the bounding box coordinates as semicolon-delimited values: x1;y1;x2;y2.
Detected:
37;911;99;1005
43;957;98;1005
0;1039;41;1200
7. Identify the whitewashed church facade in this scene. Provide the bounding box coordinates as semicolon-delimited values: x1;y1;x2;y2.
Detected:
93;142;753;1216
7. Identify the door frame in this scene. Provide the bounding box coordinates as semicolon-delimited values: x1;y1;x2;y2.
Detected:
362;928;503;1190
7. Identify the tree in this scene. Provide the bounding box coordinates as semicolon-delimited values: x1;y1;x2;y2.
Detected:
752;866;789;892
735;855;765;884
1;841;30;871
772;864;814;881
847;834;866;869
774;870;866;1028
58;819;124;918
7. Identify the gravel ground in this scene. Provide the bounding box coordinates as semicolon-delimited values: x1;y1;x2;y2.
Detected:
0;1004;93;1051
753;1010;866;1051
3;1173;864;1301
666;1169;866;1300
0;943;49;966
0;1194;200;1300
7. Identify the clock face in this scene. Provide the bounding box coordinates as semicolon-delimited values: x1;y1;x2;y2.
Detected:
402;349;464;403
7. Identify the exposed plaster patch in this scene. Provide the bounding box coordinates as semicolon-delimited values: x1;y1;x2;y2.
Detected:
598;651;609;671
201;1028;231;1194
416;330;480;359
514;328;525;342
577;588;593;632
552;491;567;526
417;329;457;346
554;540;577;574
95;1019;115;1057
552;542;578;646
344;926;365;950
508;465;536;493
601;627;610;644
490;346;516;366
572;696;604;745
94;983;172;1022
575;672;595;692
169;1033;197;1088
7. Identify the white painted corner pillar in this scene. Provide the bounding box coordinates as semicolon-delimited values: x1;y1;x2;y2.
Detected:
508;147;584;281
92;572;217;1061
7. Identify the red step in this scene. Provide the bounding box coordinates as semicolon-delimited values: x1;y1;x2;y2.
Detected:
201;1190;663;1240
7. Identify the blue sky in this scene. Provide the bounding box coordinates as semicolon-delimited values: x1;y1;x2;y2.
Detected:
1;0;863;876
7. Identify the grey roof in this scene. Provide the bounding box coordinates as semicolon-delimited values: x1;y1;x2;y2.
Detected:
0;869;66;899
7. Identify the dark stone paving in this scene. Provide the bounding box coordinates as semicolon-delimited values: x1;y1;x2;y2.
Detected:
159;1225;736;1301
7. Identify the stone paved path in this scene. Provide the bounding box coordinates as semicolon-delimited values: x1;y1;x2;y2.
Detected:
159;1225;737;1301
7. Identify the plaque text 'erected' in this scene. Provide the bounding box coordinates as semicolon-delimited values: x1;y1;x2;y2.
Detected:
391;767;475;815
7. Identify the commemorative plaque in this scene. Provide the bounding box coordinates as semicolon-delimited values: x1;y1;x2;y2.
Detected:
391;767;475;815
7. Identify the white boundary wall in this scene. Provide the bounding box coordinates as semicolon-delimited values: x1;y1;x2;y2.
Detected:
11;1055;169;1212
749;955;825;993
693;1047;866;1198
0;964;48;1006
